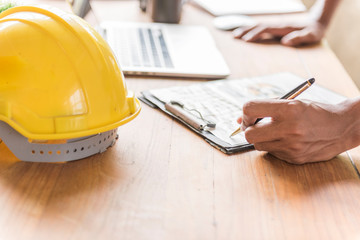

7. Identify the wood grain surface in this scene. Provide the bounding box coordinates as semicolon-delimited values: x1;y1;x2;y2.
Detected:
0;1;360;239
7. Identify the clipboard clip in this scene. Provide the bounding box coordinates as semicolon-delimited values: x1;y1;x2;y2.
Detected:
165;100;216;131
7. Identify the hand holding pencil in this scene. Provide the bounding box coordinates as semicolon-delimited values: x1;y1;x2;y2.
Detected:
230;77;360;164
230;78;315;137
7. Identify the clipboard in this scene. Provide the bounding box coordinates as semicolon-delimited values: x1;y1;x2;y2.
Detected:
140;91;254;154
140;72;347;154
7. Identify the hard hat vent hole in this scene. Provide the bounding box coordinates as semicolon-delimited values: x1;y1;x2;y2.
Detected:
1;121;119;162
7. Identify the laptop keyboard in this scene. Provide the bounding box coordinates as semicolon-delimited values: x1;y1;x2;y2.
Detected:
109;27;174;69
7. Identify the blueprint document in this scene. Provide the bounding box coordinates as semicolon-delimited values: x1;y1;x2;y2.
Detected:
148;72;347;148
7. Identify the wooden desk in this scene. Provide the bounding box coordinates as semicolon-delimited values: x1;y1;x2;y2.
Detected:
1;1;360;239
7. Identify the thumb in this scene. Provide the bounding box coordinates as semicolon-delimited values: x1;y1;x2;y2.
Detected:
281;30;320;46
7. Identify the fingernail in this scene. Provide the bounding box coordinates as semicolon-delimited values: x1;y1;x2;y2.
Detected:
242;34;251;41
282;39;294;47
233;28;243;37
281;36;295;46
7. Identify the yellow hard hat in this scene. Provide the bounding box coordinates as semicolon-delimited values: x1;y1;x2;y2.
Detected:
0;5;141;162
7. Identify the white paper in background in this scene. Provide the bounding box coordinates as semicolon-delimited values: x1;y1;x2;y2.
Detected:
192;0;306;16
149;72;347;147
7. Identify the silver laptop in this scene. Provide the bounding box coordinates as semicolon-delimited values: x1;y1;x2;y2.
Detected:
69;0;230;79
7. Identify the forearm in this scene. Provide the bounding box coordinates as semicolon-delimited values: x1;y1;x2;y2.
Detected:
310;0;342;27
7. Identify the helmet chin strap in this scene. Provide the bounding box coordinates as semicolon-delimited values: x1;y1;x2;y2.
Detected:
0;121;118;162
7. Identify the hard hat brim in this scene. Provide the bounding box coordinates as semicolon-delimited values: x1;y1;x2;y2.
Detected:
0;98;141;140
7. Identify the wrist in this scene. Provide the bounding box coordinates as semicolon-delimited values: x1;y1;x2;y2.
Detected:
309;0;341;29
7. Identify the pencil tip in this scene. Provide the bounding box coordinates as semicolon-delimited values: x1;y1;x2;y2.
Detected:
308;78;315;84
230;131;238;137
230;128;242;137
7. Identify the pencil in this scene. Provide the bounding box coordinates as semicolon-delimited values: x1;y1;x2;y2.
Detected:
230;78;315;137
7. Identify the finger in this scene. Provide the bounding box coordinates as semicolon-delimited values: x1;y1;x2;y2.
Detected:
256;139;344;164
241;99;289;128
254;141;307;164
241;26;302;42
244;120;290;143
253;140;284;152
241;26;270;42
233;26;257;39
237;116;243;124
281;30;320;46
